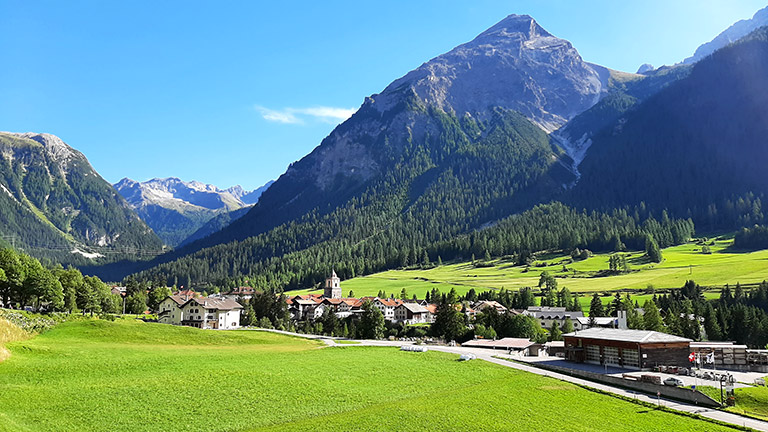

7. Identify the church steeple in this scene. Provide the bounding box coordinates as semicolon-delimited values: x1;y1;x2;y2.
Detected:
324;270;342;299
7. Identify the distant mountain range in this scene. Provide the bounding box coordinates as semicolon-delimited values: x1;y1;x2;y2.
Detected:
114;177;273;247
0;132;164;264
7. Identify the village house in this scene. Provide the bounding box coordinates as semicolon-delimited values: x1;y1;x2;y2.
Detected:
157;294;192;325
473;300;508;314
394;303;429;324
178;297;243;329
157;294;242;329
524;306;584;329
373;297;403;321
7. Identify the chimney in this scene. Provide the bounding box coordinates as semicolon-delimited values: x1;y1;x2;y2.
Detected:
617;310;628;330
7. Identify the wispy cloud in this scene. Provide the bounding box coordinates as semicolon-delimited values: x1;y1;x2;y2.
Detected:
254;105;356;125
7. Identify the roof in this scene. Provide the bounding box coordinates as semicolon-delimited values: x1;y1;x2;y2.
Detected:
165;294;191;306
474;300;507;311
563;328;691;344
399;303;428;313
294;299;320;305
462;337;535;350
375;298;403;307
526;307;584;319
182;297;243;310
425;304;438;314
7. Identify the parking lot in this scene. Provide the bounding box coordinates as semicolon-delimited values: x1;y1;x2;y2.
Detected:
519;354;763;388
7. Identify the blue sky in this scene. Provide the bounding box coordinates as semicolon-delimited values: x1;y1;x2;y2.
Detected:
1;1;765;190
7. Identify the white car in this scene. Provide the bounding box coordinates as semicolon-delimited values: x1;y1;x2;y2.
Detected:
664;377;684;387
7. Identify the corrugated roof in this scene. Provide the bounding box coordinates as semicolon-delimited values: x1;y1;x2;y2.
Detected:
563;328;691;343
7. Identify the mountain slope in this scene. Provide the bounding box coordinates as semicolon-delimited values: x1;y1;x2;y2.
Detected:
114;177;272;247
111;14;629;284
683;6;768;64
172;14;603;256
0;132;164;264
573;27;768;229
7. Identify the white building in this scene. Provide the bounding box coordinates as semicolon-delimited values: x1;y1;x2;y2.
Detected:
157;295;191;325
158;296;242;329
373;298;403;321
394;303;429;324
524;306;584;329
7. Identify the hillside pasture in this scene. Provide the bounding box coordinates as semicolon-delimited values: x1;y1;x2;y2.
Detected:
288;241;768;300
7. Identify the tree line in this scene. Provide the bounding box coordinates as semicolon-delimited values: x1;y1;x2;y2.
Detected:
0;247;121;315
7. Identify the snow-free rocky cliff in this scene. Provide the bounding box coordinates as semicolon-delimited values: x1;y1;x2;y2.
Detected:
277;14;614;196
375;14;607;133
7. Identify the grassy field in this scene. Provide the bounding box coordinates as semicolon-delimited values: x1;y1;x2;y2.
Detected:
0;319;743;431
290;240;768;300
698;384;768;421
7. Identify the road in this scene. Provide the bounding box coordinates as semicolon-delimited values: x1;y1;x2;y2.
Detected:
256;330;768;431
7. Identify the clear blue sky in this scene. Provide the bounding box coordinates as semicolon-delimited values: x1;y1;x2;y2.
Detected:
1;1;765;190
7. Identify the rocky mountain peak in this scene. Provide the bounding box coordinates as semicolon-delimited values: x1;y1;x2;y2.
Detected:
476;14;552;40
683;5;768;64
370;14;604;132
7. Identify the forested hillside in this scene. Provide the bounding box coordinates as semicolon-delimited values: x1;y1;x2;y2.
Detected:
109;22;768;292
0;133;164;266
131;106;575;288
572;28;768;230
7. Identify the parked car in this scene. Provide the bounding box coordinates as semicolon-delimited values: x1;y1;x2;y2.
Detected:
664;377;684;387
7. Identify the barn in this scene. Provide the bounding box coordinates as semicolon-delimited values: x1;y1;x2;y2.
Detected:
563;328;691;370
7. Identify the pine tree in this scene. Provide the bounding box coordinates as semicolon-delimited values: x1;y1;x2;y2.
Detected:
562;317;575;334
589;294;605;319
642;299;665;331
645;235;663;263
548;321;563;341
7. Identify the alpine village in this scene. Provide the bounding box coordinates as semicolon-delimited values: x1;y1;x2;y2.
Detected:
3;3;768;431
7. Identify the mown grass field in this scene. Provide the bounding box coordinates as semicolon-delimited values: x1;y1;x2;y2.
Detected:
291;240;768;300
0;319;742;432
698;384;768;421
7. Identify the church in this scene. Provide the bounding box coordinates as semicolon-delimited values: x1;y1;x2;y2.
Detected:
324;270;342;299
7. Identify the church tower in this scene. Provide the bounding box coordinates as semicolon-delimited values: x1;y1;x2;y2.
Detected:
324;270;342;299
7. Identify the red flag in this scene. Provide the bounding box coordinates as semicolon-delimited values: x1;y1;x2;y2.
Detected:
688;352;696;362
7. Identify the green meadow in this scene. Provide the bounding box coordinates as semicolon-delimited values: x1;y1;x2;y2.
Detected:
0;319;742;432
291;240;768;300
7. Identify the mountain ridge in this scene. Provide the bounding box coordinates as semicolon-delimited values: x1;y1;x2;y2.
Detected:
114;177;273;247
0;132;164;264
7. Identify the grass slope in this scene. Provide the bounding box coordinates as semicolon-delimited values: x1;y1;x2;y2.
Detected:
0;320;741;432
290;240;768;300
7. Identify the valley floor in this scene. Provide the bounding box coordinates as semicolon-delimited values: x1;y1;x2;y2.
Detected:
0;319;753;432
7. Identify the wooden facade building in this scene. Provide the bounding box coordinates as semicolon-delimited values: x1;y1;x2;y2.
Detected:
564;328;691;370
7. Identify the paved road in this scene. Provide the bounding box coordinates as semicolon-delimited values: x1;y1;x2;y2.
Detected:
255;330;768;431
